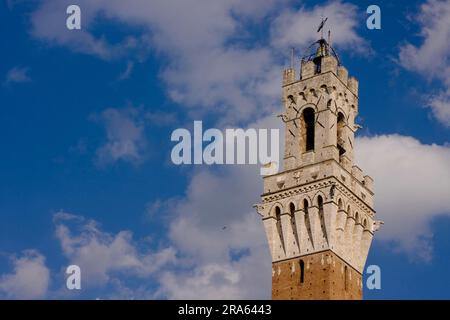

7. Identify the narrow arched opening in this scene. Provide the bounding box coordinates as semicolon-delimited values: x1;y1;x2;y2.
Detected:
318;195;324;210
275;206;281;220
337;112;346;160
318;195;324;219
299;259;305;284
302;108;315;152
289;202;299;251
275;206;283;247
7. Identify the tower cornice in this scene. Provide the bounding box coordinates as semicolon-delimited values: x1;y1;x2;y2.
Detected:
261;175;375;216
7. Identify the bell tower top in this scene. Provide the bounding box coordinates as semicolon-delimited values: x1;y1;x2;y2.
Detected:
280;36;361;175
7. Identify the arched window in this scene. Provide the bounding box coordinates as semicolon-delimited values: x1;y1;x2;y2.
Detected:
303;199;309;213
318;195;324;209
290;203;296;230
275;206;284;249
290;202;298;249
338;199;343;210
302;108;315;152
275;206;281;220
337;112;346;158
299;259;305;283
318;195;324;217
317;195;326;239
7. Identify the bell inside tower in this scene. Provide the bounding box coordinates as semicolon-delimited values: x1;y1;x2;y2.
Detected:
312;38;330;74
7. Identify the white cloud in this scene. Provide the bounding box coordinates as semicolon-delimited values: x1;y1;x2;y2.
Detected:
161;131;450;299
6;134;447;299
51;200;270;299
30;0;139;60
0;250;50;299
356;134;450;261
159;264;242;300
398;0;450;126
30;0;367;125
160;167;272;299
93;107;146;166
428;92;450;125
4;66;31;84
53;211;176;289
154;115;280;299
28;0;276;123
271;0;367;53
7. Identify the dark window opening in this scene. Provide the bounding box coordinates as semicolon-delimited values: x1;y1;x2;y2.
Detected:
290;203;295;215
313;57;322;74
318;196;324;210
337;112;346;158
300;260;305;283
275;206;284;250
303;108;315;152
338;144;346;157
315;61;321;74
318;195;324;218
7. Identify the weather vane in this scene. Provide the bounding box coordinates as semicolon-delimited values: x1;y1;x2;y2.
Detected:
317;16;328;39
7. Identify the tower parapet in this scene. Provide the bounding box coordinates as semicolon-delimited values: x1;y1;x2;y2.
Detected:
283;68;296;86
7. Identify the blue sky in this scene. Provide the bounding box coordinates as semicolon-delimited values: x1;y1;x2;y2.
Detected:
0;0;449;299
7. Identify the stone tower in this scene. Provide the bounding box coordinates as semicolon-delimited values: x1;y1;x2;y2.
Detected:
254;38;380;300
